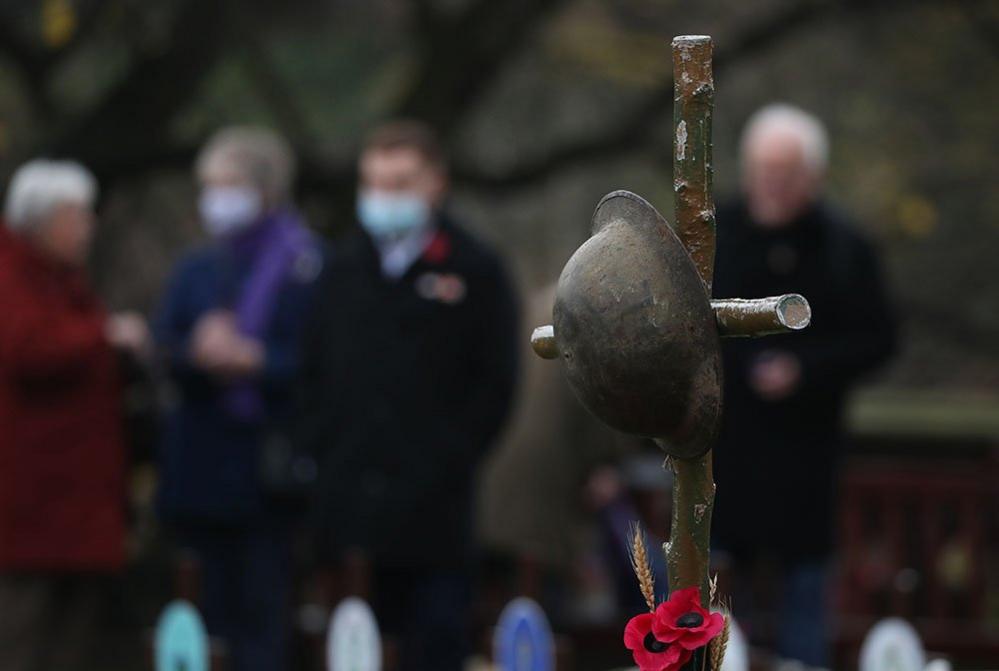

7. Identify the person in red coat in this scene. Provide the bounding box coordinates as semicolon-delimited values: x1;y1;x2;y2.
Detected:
0;159;148;671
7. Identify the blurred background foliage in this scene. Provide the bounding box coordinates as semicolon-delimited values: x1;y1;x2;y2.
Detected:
0;0;997;396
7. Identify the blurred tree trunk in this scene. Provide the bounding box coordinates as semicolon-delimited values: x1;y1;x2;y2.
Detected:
47;1;229;181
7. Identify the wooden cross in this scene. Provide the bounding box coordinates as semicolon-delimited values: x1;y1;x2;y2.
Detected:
530;35;812;607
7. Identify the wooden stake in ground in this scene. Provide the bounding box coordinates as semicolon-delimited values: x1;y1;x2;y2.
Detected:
665;34;717;608
672;35;716;292
664;33;813;618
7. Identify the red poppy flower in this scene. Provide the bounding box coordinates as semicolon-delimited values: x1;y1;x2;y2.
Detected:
652;586;725;651
624;612;694;671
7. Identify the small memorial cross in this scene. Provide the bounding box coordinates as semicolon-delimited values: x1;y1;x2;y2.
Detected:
529;35;811;671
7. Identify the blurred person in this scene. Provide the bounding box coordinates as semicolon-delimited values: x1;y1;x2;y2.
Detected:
0;159;148;671
154;127;326;671
299;120;518;671
711;104;897;666
478;282;641;625
583;455;671;619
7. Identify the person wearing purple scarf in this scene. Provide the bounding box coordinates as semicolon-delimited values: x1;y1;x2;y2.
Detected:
154;127;325;671
222;207;313;421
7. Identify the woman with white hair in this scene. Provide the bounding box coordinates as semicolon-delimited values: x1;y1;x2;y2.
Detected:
0;159;148;670
154;127;325;671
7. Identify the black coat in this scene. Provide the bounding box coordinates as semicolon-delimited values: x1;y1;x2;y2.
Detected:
299;215;519;566
711;198;896;563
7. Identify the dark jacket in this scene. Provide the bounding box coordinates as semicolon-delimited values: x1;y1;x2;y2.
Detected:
711;198;896;562
154;229;326;524
0;227;126;570
300;215;519;566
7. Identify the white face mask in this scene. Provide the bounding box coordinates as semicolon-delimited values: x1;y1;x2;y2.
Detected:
199;185;262;237
356;190;431;239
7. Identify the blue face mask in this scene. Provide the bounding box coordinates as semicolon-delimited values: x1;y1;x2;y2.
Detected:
199;185;262;237
356;191;430;239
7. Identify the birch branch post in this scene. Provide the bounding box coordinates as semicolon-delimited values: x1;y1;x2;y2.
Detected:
666;34;716;608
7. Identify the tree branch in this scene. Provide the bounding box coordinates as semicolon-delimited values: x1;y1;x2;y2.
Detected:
396;0;572;132
0;1;108;117
410;0;445;38
450;0;838;190
237;18;316;150
451;0;945;190
79;0;835;195
44;0;230;180
963;0;999;57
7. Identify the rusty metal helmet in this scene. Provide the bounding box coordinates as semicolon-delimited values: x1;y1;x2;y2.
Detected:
545;190;722;459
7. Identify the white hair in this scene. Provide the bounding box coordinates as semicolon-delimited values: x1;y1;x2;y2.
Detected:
196;126;295;204
740;103;830;173
4;159;97;232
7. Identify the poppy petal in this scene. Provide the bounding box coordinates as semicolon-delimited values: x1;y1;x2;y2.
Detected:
624;613;655;650
630;640;686;671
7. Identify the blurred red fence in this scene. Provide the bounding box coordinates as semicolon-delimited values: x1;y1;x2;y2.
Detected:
836;392;999;665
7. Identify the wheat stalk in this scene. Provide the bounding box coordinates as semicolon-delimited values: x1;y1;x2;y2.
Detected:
709;613;730;670
628;522;656;612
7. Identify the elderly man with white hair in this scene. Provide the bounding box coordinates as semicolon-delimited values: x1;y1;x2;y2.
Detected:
710;104;897;666
154;127;325;671
0;159;147;671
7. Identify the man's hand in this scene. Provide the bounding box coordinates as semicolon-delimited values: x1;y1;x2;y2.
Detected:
190;310;264;379
748;350;801;401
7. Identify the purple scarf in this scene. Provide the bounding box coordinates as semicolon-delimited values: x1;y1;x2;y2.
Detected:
223;208;312;422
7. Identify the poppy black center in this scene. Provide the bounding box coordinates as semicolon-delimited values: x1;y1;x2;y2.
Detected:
643;632;668;653
676;612;704;628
